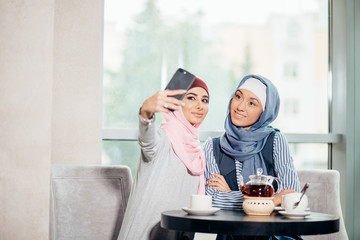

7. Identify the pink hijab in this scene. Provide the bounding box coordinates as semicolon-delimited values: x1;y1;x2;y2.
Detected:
161;107;206;195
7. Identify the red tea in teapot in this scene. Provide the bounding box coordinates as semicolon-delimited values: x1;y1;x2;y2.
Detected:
240;184;274;197
239;168;281;197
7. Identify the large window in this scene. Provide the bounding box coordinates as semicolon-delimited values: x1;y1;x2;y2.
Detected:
102;0;334;176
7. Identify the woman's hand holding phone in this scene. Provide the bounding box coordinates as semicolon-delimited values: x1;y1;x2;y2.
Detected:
140;89;186;119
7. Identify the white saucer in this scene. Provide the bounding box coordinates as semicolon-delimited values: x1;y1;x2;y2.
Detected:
278;210;311;219
274;207;310;211
182;207;220;216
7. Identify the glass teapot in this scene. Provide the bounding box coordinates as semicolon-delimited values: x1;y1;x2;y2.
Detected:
239;168;281;197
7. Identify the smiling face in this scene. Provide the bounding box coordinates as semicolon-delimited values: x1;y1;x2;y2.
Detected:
230;89;263;129
182;87;209;125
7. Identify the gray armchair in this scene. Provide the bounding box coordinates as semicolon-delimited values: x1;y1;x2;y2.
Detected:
297;169;348;240
50;164;132;240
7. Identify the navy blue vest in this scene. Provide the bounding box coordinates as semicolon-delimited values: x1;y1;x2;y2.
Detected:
212;129;279;191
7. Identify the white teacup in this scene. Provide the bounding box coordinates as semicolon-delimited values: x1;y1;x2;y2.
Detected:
190;195;212;210
281;192;308;213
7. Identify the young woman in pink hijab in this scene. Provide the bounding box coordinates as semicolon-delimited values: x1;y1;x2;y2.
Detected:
118;77;209;240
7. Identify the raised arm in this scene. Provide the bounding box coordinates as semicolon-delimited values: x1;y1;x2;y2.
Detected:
138;89;186;161
139;89;185;119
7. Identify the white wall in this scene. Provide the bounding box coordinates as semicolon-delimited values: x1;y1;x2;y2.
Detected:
52;0;102;164
0;0;102;239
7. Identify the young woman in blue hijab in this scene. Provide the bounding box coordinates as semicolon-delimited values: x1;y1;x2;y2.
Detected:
203;75;301;239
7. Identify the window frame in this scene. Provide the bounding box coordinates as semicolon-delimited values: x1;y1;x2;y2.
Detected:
101;0;343;166
102;129;342;144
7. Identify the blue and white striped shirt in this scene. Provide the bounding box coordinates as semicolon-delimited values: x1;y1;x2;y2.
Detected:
203;132;300;210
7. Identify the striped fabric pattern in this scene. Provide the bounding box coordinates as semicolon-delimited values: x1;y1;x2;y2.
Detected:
203;132;300;210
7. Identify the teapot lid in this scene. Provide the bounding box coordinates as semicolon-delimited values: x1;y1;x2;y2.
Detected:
248;168;269;182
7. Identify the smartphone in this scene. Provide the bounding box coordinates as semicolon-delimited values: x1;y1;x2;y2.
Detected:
165;68;196;100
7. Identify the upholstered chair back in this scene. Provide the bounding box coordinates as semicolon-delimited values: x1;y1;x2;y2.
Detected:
50;165;132;240
297;169;348;240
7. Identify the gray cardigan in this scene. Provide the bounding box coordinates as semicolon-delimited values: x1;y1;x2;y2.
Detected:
118;115;198;240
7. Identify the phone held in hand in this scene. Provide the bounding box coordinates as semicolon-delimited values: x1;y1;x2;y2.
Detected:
165;68;196;100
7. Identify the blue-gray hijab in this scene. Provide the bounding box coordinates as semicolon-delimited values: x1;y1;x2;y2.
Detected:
219;74;280;183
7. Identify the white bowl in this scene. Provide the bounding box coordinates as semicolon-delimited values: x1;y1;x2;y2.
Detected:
242;197;274;215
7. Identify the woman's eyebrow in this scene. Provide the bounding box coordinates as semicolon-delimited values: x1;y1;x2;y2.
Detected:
185;92;198;97
238;89;260;103
186;92;209;99
250;97;260;103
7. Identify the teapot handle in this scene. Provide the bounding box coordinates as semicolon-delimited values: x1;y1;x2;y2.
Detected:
238;174;244;187
272;177;282;195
